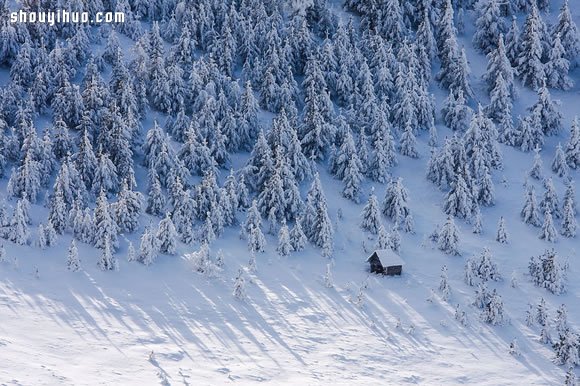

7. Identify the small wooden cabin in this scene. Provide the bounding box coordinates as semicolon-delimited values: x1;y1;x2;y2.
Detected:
366;249;404;276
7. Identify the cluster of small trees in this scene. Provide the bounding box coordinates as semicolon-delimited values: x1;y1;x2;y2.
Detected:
528;249;568;295
521;178;577;242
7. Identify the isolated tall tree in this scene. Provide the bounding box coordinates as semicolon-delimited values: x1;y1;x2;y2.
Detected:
67;239;81;272
361;190;382;234
277;222;292;257
10;199;30;245
496;216;509;243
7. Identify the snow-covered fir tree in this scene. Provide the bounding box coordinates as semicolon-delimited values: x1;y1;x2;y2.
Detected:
233;268;246;300
546;34;574;90
496;216;509;244
553;0;580;68
541;178;562;219
360;189;381;234
472;0;506;54
517;4;546;90
521;185;542;227
289;219;307;252
539;209;558;243
551;144;569;178
156;214;178;255
529;147;544;180
439;265;451;301
93;190;119;252
277;221;292;257
561;198;577;238
138;226;158;266
382;178;411;227
67;239;80;272
438;217;460;256
530;85;563;137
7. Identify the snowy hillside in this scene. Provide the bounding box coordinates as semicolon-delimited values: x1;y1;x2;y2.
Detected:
0;0;579;384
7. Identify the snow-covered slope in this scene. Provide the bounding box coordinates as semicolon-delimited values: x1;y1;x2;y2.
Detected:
0;0;579;384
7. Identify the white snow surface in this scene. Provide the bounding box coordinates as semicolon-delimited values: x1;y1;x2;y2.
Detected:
1;1;580;385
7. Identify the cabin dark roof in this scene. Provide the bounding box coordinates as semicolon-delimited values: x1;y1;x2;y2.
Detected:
366;249;405;267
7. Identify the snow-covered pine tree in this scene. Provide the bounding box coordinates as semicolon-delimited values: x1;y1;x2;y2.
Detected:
93;190;119;252
341;151;364;203
517;4;546;90
127;242;136;262
565;118;580;169
514;112;544;152
399;121;419;159
472;0;506;54
472;206;483;234
233;268;246;300
529;147;544;180
539;209;558;243
389;226;401;253
505;16;520;67
438;216;460;256
552;0;580;68
444;174;473;219
361;189;381;234
529;85;563;137
546;34;574;90
97;238;117;271
138;226;158;266
145;171;166;217
289;219;307;252
439;265;451;301
561;198;577;238
277;221;292;257
10;199;30;246
156;214;178;255
484;35;516;99
496;216;509;243
521;185;542;226
541;178;562;219
382;178;411;227
551;144;569;178
37;224;47;250
67;239;80;271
